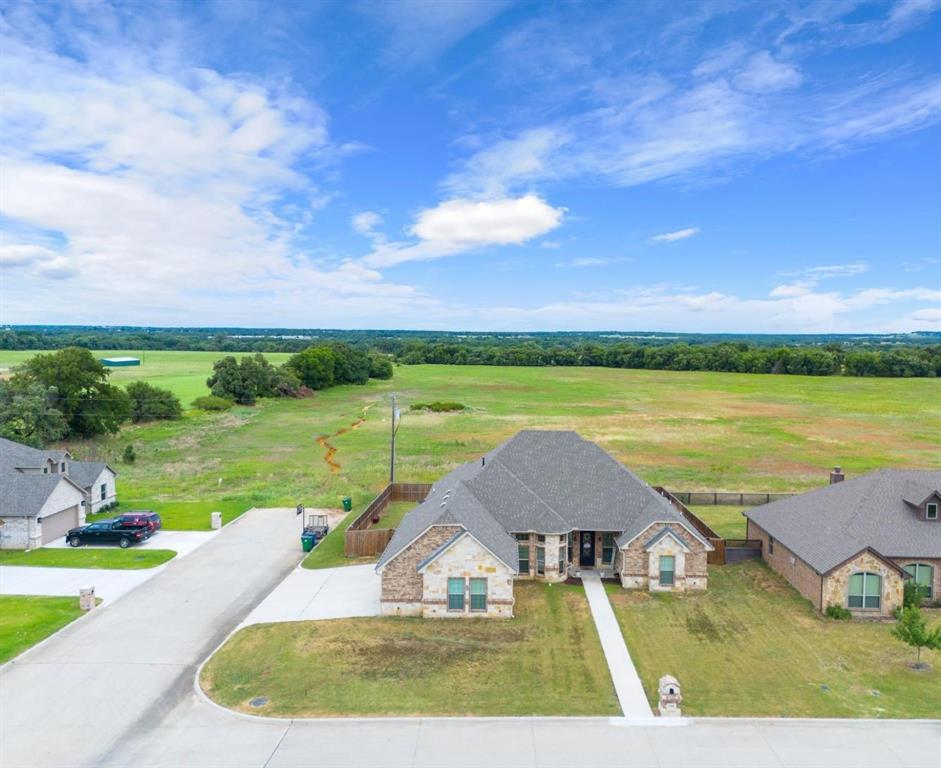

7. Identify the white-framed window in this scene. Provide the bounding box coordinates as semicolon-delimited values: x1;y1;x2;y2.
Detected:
469;578;487;612
927;502;938;520
848;572;881;609
515;533;530;575
602;533;615;565
558;537;567;575
904;563;934;600
768;536;775;555
100;483;107;501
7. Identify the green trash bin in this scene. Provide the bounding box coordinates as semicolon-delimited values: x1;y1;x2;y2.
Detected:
342;496;352;512
301;533;315;552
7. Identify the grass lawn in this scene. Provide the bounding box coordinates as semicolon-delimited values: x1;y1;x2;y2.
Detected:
200;582;619;717
87;499;251;531
0;595;87;664
0;548;175;569
607;560;941;718
372;500;416;529
688;506;749;539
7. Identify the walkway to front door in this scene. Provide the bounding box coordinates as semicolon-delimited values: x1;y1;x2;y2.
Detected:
580;571;653;718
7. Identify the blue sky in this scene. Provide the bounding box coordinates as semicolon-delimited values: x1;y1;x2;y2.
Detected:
1;0;939;332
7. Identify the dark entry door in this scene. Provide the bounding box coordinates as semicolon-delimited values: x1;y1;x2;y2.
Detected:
579;531;595;567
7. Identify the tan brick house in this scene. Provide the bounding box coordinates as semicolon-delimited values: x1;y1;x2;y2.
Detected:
745;469;941;618
376;430;713;618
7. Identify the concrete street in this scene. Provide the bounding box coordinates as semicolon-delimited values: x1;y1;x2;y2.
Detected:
2;508;938;768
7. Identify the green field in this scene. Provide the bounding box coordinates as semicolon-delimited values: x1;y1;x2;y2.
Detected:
0;548;175;569
200;582;619;717
608;561;941;718
0;349;292;407
689;506;749;539
0;595;88;664
4;351;939;541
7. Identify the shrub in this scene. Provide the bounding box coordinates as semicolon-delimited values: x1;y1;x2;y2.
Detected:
126;381;182;422
368;353;394;380
903;580;929;608
824;604;852;620
192;395;234;411
122;444;136;464
410;401;465;412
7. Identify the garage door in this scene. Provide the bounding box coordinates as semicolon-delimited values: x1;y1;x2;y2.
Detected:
40;506;79;544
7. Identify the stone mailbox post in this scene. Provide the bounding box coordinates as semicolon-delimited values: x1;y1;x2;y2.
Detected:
211;511;222;530
79;586;96;612
658;674;682;717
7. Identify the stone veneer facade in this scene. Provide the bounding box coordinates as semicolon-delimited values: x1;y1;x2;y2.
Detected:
380;524;462;616
420;535;515;618
617;522;708;592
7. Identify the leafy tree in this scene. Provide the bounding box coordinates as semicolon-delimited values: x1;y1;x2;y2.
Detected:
126;381;182;422
122;444;137;464
892;605;941;667
287;347;336;389
368;353;394;380
0;380;69;446
326;342;371;384
207;356;256;405
15;347;130;437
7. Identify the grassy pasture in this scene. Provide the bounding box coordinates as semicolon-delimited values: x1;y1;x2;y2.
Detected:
200;582;619;717
608;561;941;718
4;352;939;537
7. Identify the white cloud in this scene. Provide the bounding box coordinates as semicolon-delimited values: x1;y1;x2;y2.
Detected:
652;227;699;242
0;244;56;268
411;195;563;245
733;51;803;93
352;211;383;235
782;263;870;279
362;194;565;268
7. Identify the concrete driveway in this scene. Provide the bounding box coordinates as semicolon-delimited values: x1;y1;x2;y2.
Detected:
239;562;379;626
1;530;219;603
0;507;304;768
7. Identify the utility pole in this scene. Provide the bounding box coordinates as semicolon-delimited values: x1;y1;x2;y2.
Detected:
390;394;401;484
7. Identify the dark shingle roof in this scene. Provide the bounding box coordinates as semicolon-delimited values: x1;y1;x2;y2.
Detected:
67;461;110;490
377;430;706;571
0;473;84;517
744;469;941;573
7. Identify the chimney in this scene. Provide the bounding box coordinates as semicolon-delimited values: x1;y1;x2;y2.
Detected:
829;466;844;485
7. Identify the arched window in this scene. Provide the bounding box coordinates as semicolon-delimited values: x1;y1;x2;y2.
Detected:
904;563;934;600
847;572;881;609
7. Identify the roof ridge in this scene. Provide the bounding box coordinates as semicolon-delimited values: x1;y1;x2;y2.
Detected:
487;450;570;532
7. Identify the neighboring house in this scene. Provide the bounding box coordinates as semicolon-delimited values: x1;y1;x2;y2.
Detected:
0;437;118;549
376;430;713;619
745;469;941;618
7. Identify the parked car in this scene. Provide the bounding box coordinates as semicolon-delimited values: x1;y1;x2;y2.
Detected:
67;520;149;548
114;510;162;534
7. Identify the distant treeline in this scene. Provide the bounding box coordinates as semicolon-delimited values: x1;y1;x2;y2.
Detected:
390;341;941;377
2;327;940;377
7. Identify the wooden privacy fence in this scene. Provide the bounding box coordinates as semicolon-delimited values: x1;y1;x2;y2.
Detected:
654;486;725;565
665;490;795;506
344;482;432;557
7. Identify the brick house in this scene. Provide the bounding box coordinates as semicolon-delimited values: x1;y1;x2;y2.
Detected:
745;469;941;617
0;437;118;549
376;430;713;618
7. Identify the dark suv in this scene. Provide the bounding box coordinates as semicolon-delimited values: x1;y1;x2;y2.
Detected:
114;510;162;534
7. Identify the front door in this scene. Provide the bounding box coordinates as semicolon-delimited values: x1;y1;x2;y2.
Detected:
579;531;595;567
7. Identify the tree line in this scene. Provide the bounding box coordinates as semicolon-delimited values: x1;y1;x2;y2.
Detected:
390;341;941;377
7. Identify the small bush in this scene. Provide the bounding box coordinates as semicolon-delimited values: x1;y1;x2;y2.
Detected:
825;604;852;620
903;580;929;608
192;395;234;411
122;444;136;464
410;401;465;412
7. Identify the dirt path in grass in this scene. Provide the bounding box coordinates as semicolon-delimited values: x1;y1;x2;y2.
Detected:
315;404;375;474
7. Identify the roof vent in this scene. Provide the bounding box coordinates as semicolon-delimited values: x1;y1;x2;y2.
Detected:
829;466;844;485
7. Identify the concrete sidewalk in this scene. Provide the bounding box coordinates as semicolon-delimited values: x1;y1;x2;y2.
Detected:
240;563;379;627
581;571;653;718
